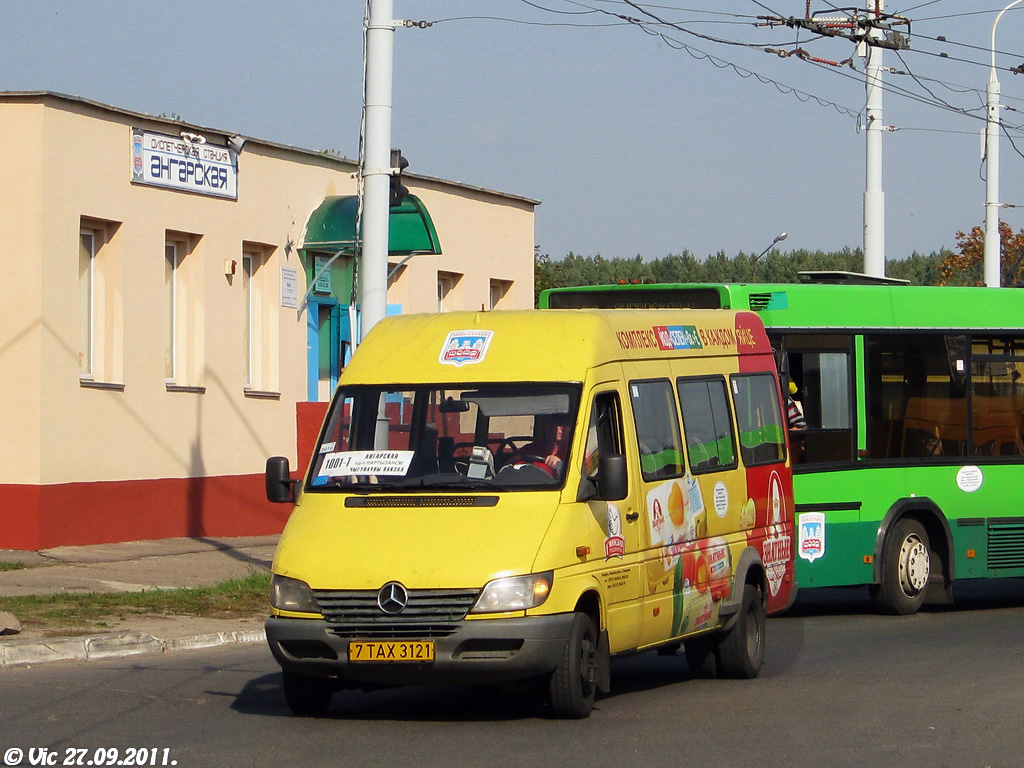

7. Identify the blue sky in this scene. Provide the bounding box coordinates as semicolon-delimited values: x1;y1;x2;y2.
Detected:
3;1;1022;264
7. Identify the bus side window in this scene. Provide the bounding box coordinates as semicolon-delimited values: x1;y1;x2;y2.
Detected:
778;334;855;464
678;376;737;472
628;380;685;480
731;373;786;466
578;391;625;500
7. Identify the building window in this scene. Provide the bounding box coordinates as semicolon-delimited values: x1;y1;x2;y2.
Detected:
242;244;279;395
437;271;463;313
489;279;512;310
165;231;204;389
79;229;97;378
78;218;123;387
165;241;179;382
438;275;453;312
243;252;254;387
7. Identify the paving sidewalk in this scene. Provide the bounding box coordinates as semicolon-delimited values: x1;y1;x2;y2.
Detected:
0;535;279;667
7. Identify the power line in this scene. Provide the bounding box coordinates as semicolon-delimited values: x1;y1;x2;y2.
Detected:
430;2;1024;153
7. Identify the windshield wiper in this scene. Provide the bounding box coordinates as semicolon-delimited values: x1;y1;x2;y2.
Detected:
417;477;509;492
327;480;414;494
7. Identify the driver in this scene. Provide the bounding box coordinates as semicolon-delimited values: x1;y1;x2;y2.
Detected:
514;416;569;477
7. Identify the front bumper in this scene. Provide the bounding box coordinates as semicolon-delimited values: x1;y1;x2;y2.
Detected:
265;613;575;686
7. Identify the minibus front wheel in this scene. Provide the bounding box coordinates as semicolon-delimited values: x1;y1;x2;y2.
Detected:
548;612;599;719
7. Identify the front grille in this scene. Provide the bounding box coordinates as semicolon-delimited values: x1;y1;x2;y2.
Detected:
328;623;460;639
988;522;1024;569
313;587;479;638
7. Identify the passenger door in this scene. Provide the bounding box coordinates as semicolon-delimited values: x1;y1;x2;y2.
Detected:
624;376;692;649
581;388;644;654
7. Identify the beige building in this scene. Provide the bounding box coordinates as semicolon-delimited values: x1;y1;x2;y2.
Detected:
0;91;537;550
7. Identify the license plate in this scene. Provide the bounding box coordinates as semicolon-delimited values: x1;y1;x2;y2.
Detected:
349;640;435;663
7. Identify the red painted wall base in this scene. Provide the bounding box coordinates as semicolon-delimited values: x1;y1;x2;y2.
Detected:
2;474;292;551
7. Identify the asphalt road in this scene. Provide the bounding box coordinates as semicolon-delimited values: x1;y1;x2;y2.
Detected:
2;581;1023;768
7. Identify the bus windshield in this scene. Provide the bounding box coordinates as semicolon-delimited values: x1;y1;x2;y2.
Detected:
306;383;581;492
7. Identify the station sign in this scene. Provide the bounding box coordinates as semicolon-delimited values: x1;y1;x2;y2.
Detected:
131;128;238;199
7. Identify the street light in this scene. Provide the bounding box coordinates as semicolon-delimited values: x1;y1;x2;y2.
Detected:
752;231;788;281
984;0;1024;288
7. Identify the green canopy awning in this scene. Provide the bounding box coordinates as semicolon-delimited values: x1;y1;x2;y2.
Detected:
301;194;442;255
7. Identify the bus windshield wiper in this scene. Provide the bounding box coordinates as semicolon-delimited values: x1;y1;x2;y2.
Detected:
417;477;508;492
329;480;415;494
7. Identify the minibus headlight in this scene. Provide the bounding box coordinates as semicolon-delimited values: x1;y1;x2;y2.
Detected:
270;574;319;614
470;572;553;614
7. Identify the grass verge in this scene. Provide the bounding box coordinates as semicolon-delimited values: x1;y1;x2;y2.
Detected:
0;571;270;637
0;562;26;572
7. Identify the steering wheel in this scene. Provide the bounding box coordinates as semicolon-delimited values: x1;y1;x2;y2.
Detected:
494;437;526;460
511;453;548;466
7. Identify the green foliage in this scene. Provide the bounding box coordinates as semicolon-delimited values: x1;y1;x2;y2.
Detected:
534;247;950;304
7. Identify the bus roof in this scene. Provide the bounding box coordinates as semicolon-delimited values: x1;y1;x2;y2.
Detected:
343;309;772;385
540;281;1024;331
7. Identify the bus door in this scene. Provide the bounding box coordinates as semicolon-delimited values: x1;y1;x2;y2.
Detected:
580;386;644;654
623;373;695;648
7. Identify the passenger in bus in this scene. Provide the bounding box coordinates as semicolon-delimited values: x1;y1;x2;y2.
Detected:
787;381;806;431
787;381;807;463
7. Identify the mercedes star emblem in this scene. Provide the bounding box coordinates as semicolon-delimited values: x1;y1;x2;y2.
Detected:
377;581;409;615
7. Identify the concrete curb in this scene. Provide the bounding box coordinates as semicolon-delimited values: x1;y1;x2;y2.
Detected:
0;628;266;667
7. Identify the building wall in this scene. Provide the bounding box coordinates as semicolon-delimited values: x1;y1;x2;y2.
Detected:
0;93;537;549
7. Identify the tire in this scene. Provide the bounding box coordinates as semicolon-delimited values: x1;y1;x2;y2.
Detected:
716;584;766;679
282;670;333;716
871;517;931;615
684;635;719;679
548;612;600;719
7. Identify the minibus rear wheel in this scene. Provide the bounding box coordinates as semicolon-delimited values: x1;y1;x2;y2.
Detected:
716;584;765;679
548;612;599;719
282;671;333;716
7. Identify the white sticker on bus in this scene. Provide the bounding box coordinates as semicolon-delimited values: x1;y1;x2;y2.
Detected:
956;465;983;493
318;450;415;477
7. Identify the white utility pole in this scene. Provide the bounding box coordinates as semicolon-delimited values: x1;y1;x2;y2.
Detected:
984;0;1023;288
360;0;396;340
862;1;886;277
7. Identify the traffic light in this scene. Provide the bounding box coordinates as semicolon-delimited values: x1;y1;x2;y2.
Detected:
390;149;409;207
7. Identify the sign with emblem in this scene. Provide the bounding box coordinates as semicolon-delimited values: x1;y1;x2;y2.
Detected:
798;511;826;563
439;330;493;367
131;128;238;199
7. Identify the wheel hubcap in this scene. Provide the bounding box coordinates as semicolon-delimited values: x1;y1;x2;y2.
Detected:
580;634;597;695
898;533;930;595
746;606;762;657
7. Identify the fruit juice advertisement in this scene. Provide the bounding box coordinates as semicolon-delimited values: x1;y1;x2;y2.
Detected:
646;477;722;636
645;476;703;558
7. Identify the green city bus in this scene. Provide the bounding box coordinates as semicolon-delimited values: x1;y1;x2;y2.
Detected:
541;273;1024;614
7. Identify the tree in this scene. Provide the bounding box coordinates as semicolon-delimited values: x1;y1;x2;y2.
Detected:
534;246;949;305
938;221;1024;287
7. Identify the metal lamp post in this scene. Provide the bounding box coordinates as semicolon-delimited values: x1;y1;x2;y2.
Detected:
985;0;1024;288
752;231;788;281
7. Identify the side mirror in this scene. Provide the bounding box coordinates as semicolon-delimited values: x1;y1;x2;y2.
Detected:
597;453;628;501
266;456;297;503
